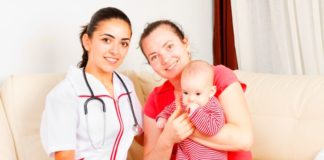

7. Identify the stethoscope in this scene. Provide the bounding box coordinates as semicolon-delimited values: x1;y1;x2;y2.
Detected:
82;68;142;149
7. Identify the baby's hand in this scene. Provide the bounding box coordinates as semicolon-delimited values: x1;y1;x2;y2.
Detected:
156;118;167;129
187;103;200;116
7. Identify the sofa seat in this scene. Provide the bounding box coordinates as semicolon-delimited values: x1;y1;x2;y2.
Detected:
235;71;324;159
0;70;324;160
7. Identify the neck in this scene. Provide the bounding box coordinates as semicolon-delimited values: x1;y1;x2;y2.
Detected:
85;66;114;94
169;77;182;94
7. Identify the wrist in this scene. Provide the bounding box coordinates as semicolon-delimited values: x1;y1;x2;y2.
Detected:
159;130;175;149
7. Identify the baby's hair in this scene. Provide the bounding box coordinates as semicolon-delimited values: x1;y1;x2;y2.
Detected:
181;60;214;85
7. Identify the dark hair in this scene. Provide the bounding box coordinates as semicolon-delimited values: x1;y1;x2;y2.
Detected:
78;7;132;68
139;20;185;61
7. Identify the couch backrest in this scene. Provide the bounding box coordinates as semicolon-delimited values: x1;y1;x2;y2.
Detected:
123;71;165;105
0;95;17;160
1;73;65;160
235;71;324;160
0;70;163;160
3;69;324;160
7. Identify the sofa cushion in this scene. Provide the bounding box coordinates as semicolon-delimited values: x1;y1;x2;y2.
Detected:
0;96;17;160
1;73;65;160
0;71;149;160
235;71;324;160
121;70;165;104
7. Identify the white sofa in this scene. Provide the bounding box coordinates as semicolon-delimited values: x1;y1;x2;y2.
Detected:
1;70;324;160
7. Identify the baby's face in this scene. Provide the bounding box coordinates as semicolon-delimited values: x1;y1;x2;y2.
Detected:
181;75;214;107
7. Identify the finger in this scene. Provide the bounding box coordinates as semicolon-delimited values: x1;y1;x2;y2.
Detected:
175;95;184;110
173;112;189;123
178;117;193;130
180;127;195;140
168;104;183;121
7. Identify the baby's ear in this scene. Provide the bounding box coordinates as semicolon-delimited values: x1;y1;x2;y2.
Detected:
209;85;217;98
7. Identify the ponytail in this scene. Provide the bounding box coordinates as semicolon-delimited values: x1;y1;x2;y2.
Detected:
78;25;88;68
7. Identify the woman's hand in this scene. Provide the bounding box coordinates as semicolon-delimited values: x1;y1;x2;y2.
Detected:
160;105;195;145
144;102;195;160
190;82;253;151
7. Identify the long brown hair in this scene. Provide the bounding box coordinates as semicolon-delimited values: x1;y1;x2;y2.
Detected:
78;7;132;68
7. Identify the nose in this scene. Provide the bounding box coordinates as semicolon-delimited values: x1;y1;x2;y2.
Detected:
159;50;171;65
188;94;195;103
110;42;119;55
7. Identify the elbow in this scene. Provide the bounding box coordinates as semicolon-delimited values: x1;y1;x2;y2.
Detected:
237;130;254;151
239;138;253;151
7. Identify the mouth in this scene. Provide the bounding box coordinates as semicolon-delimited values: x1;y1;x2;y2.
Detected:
104;57;119;64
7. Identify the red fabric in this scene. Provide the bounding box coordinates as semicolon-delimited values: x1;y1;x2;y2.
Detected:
144;65;251;160
157;98;226;159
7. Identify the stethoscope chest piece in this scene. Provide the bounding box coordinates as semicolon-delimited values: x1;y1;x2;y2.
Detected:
133;124;143;135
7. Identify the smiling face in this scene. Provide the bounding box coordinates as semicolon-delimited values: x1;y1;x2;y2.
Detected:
82;18;131;74
141;25;191;81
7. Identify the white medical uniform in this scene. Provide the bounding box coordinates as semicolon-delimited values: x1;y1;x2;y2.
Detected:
40;66;143;160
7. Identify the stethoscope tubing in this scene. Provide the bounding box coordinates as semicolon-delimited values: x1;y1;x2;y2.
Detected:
82;68;141;149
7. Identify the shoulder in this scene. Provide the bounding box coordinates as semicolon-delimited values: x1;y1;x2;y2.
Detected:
213;64;237;85
213;65;235;76
46;77;76;102
144;80;175;119
213;65;246;97
147;80;173;102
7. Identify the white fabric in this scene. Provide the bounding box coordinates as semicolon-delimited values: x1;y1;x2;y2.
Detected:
40;66;143;160
314;149;324;160
231;0;324;75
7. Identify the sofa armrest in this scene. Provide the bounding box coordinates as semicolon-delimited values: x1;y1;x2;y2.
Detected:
0;96;17;160
1;74;64;160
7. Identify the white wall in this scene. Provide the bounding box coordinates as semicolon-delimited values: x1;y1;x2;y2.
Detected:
0;0;213;84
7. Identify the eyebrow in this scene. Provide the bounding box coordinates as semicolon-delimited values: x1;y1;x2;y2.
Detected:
100;33;130;41
148;52;157;58
148;40;172;57
162;40;171;48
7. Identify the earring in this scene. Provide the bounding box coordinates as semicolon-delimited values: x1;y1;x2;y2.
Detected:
188;52;192;59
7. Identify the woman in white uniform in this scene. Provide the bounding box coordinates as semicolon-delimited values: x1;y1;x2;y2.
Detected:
40;7;143;160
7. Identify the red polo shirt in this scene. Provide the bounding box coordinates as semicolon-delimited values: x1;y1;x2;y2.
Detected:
144;65;251;160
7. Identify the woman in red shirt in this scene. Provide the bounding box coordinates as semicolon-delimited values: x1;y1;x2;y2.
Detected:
139;20;253;160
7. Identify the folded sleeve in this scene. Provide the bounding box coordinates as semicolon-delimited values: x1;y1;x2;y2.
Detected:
40;81;78;157
213;65;246;97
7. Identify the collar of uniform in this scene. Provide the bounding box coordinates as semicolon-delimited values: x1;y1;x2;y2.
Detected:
66;66;125;97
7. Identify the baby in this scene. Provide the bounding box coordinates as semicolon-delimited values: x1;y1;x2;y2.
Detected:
156;60;227;160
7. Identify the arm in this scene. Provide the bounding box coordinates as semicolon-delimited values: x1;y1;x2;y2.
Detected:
55;150;75;160
190;82;253;151
144;107;194;160
190;98;225;136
